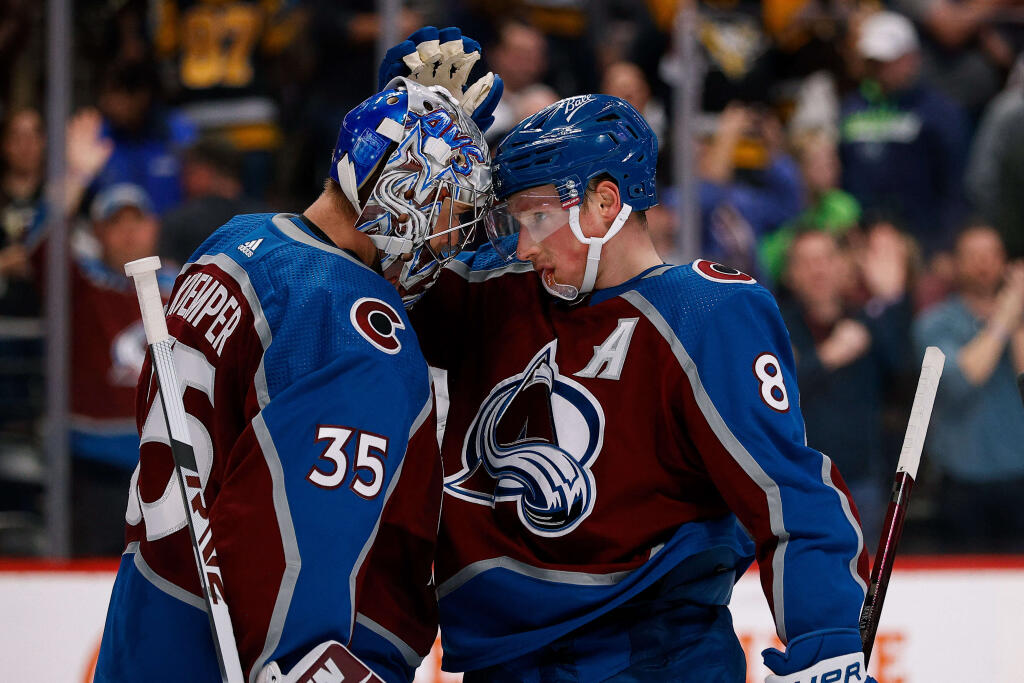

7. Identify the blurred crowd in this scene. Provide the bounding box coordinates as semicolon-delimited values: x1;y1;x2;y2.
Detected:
1;0;1023;557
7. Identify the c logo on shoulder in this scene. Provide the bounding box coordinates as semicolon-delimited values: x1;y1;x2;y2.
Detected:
350;297;405;354
692;259;756;284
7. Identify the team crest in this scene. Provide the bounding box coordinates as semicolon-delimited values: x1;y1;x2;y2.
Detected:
446;340;605;537
692;259;756;284
350;297;404;354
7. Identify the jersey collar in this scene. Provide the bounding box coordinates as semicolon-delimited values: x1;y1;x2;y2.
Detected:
587;263;670;306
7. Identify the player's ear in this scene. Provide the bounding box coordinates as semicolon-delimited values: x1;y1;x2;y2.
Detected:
593;179;621;226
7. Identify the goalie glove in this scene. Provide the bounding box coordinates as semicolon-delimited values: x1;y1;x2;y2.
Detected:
378;26;504;132
255;641;384;683
762;630;876;683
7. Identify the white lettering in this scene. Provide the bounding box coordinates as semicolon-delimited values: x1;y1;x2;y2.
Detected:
167;273;200;315
173;273;210;318
191;283;229;328
182;275;217;322
211;305;241;356
574;317;639;380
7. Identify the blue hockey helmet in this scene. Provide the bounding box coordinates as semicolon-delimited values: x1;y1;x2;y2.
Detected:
486;95;657;300
492;94;657;210
330;77;491;306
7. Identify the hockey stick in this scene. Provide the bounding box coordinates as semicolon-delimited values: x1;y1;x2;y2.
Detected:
125;257;244;683
859;345;945;665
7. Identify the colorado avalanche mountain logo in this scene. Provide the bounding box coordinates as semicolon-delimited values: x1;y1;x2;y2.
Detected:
446;340;605;537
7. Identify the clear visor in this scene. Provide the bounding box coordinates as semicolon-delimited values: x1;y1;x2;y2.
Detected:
483;193;573;262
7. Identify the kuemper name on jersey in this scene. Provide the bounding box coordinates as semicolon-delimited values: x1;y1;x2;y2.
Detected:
167;272;243;356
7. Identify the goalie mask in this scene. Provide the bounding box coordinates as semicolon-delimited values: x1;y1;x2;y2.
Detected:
330;77;490;306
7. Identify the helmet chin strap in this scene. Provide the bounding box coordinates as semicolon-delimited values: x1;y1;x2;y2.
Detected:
566;202;633;296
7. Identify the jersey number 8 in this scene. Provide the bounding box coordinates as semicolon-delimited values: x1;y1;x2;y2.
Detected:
754;352;790;412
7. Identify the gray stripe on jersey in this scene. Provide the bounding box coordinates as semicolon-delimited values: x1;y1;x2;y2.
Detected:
437;555;634;600
642;264;674;279
821;455;868;597
347;393;434;644
447;258;534;282
271;213;375;273
619;289;793;642
250;411;302;683
190;252;273;409
354;613;423;668
126;541;207;612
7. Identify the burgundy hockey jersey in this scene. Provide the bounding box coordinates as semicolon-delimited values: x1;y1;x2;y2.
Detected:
411;248;870;673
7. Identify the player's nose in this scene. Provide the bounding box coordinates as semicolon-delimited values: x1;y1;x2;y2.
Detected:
516;230;540;261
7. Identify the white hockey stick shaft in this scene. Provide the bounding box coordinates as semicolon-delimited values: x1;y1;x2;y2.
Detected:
125;257;244;683
895;346;945;479
860;345;944;664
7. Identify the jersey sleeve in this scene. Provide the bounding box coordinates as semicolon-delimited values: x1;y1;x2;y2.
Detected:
215;282;434;681
350;400;442;679
214;367;435;681
132;251;436;682
681;286;869;651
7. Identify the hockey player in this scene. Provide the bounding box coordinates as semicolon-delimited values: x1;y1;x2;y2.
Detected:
94;78;491;683
383;31;873;683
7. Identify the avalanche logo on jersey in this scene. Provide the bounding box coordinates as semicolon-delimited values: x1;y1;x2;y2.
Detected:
447;340;605;537
108;320;149;387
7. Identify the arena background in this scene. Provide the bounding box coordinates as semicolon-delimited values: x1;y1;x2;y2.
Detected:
3;1;1024;680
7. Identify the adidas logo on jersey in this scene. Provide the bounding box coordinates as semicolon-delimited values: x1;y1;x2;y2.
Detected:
237;239;263;257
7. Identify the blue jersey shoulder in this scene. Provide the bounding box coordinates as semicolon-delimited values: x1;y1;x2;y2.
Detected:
192;213;426;401
630;260;777;352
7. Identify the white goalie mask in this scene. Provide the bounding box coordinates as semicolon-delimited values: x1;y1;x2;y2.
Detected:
330;78;491;306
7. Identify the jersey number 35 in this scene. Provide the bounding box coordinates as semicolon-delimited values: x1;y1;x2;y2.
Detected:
307;426;388;499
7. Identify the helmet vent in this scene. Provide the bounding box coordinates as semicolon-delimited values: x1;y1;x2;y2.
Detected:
596;114;619;122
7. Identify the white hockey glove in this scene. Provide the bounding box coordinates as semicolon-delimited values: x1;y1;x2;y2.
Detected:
378;26;504;132
255;640;383;683
764;652;872;683
762;630;876;683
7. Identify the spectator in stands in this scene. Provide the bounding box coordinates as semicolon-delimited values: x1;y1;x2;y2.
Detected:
152;0;305;198
515;0;600;96
54;183;175;556
698;103;802;276
159;137;265;265
779;224;914;549
485;19;551;144
0;108;45;316
601;60;666;143
890;0;1016;117
966;58;1024;259
284;1;423;203
93;59;197;215
514;84;560;123
0;0;36;116
0;109;112;437
914;223;1024;552
839;11;969;254
692;0;779;111
0;108;45;440
759;128;861;284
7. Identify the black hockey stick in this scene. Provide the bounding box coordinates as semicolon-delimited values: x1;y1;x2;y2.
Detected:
125;257;244;683
859;346;945;665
